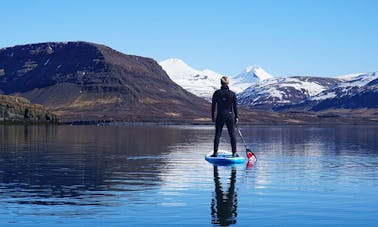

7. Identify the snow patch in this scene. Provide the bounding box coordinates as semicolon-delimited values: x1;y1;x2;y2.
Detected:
311;92;337;100
277;78;326;96
337;72;377;87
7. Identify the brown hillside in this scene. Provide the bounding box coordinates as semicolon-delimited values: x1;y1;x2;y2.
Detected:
0;42;209;122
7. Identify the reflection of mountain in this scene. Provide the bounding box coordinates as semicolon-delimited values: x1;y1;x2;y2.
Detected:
211;166;238;226
0;125;190;205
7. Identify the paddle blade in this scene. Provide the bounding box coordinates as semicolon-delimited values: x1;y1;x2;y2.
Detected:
246;149;257;163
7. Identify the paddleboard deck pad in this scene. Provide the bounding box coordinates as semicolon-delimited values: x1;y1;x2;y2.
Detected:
205;151;245;165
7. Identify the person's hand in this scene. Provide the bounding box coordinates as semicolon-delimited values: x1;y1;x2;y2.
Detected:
235;117;238;124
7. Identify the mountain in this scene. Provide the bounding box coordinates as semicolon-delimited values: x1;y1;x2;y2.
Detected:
158;58;378;119
310;72;377;101
159;58;224;100
306;72;378;110
232;66;273;92
237;76;340;110
238;72;378;112
2;42;376;124
159;58;273;98
0;42;209;122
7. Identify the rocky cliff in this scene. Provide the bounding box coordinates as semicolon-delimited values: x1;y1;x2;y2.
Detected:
0;95;58;124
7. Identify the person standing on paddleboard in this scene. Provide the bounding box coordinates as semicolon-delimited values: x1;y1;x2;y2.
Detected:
211;76;238;157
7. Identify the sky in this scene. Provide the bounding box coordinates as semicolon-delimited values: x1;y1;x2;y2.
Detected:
1;0;377;77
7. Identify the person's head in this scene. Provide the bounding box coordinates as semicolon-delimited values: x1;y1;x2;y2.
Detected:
220;76;230;86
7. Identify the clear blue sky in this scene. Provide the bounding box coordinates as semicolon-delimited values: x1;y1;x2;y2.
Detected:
1;0;377;77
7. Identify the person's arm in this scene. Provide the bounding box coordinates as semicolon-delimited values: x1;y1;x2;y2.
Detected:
211;92;217;122
233;94;238;123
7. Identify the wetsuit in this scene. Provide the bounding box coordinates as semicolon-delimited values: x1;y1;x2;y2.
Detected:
211;85;238;155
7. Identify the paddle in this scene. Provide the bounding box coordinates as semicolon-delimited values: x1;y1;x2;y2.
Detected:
236;125;257;163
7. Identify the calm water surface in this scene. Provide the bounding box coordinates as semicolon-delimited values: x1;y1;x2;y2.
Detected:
0;124;377;226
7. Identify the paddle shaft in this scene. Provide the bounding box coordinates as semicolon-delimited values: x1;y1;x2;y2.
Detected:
236;125;248;150
236;125;257;162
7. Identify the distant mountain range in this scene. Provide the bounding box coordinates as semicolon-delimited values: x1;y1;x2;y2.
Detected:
294;72;378;111
238;72;378;111
159;58;378;112
1;42;377;124
159;58;273;99
238;76;339;110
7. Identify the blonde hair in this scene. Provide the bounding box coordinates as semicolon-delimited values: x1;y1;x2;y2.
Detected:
220;76;230;85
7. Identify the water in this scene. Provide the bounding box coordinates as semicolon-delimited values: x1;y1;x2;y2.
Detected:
0;124;377;226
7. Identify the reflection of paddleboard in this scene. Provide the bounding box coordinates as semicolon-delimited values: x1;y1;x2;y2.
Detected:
205;151;245;165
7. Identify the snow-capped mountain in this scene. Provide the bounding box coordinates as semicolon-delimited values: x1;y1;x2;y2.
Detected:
307;72;378;110
237;76;340;110
311;72;378;101
159;58;224;100
238;71;378;111
159;58;378;112
159;58;272;99
232;66;273;92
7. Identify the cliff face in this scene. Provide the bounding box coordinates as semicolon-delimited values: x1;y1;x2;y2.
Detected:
0;95;58;124
0;42;209;122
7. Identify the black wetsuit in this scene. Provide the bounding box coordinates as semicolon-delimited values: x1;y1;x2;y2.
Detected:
211;85;238;155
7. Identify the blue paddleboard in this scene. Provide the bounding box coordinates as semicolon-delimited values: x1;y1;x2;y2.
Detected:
205;151;245;165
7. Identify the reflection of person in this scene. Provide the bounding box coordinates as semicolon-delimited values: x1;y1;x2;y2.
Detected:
211;76;238;157
211;166;238;226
